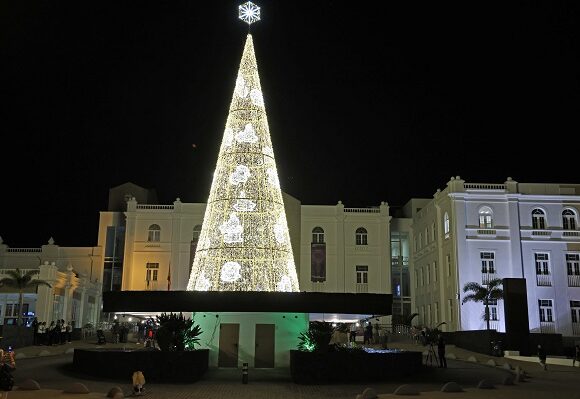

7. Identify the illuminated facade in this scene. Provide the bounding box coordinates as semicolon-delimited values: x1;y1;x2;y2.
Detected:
412;176;580;337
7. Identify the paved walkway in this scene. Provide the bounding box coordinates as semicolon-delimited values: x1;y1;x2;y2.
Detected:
3;335;580;399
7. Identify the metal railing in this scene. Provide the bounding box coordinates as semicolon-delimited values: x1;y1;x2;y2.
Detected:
482;273;497;285
536;274;552;286
540;322;556;334
563;231;580;237
5;248;42;253
356;283;368;293
568;275;580;287
532;230;551;236
477;229;496;235
572;323;580;336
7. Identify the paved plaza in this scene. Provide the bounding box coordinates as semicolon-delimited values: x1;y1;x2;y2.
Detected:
4;336;580;399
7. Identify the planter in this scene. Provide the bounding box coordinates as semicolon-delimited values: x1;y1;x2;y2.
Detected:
73;348;209;382
290;349;423;384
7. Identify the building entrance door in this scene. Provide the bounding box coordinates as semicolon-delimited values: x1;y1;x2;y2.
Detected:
254;323;275;368
218;323;240;368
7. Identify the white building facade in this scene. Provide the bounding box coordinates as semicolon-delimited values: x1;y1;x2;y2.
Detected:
411;177;580;337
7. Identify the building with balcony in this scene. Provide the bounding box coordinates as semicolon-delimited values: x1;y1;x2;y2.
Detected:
411;176;580;337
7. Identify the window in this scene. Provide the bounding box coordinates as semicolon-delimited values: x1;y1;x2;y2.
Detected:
563;209;577;230
444;213;450;238
355;227;368;245
535;253;550;275
356;265;368;284
485;299;499;321
567;254;580;276
148;224;161;242
434;302;439;324
480;252;496;274
419;268;423;286
146;262;159;283
192;225;202;241
424;227;428;246
478;206;493;228
570;301;580;324
433;261;438;282
431;223;436;242
426;265;430;285
532;209;546;230
427;304;432;325
312;227;325;243
448;299;454;322
538;299;553;322
446;254;451;276
418;233;422;250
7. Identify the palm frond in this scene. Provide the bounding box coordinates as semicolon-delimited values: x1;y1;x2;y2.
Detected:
0;278;18;288
28;280;52;289
489;289;504;300
461;293;480;304
3;270;23;280
487;278;504;289
463;281;484;293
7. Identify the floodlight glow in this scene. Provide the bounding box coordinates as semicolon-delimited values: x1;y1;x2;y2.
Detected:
239;2;261;25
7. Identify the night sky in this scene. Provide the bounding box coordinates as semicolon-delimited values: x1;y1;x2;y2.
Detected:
2;1;578;247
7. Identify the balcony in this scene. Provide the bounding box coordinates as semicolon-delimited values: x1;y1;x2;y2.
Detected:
488;320;500;331
532;230;552;237
356;283;368;293
482;273;497;285
310;281;327;292
536;274;552;287
563;231;580;238
573;323;580;336
477;229;497;236
540;321;556;334
568;275;580;287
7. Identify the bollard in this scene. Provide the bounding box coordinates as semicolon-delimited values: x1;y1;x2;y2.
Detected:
242;362;248;384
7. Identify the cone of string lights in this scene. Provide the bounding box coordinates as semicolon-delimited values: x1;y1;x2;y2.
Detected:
187;2;299;293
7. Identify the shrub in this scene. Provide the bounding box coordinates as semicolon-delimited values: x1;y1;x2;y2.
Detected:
155;313;203;351
297;321;335;352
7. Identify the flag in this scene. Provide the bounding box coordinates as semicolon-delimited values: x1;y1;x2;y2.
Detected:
167;262;171;291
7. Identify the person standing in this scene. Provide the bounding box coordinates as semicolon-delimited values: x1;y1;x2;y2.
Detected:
349;323;358;343
32;317;39;345
573;345;580;367
38;322;46;345
537;344;547;370
437;334;447;368
364;322;373;345
374;322;381;344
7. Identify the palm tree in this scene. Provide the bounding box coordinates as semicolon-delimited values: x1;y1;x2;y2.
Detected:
461;278;504;330
0;269;52;327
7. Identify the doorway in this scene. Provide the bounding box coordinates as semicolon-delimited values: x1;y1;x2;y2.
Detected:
218;323;240;367
254;323;275;368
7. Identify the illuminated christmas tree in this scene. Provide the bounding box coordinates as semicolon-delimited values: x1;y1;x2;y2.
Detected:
187;5;299;292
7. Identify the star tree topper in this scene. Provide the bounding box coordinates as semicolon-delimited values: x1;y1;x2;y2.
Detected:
239;1;261;25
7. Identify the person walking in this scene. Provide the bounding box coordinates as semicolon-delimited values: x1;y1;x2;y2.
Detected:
364;322;373;345
437;334;447;368
573;345;580;368
32;317;39;345
537;344;547;370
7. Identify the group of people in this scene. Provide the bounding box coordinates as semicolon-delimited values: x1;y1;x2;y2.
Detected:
31;318;73;346
349;322;383;345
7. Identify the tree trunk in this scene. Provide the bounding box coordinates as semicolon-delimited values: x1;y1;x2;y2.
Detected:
484;304;490;330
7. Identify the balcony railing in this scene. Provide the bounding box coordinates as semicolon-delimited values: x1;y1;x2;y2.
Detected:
5;248;42;253
532;230;551;236
344;207;380;213
391;257;409;267
482;273;497;285
464;183;506;190
488;320;500;331
310;281;327;292
136;204;174;210
536;274;552;286
356;283;368;293
568;275;580;287
563;231;580;238
572;323;580;336
477;229;497;235
540;321;556;334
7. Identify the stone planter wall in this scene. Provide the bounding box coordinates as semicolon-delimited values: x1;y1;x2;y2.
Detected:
73;348;209;382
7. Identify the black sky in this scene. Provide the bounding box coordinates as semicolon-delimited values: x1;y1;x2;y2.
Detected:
1;1;578;247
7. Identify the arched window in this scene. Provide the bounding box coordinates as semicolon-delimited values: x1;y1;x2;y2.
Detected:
192;225;202;242
312;227;325;243
532;209;546;230
444;213;450;238
562;209;577;231
355;227;368;245
479;206;493;229
148;224;161;242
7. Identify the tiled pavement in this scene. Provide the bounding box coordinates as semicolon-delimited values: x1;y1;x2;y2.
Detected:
5;336;580;399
